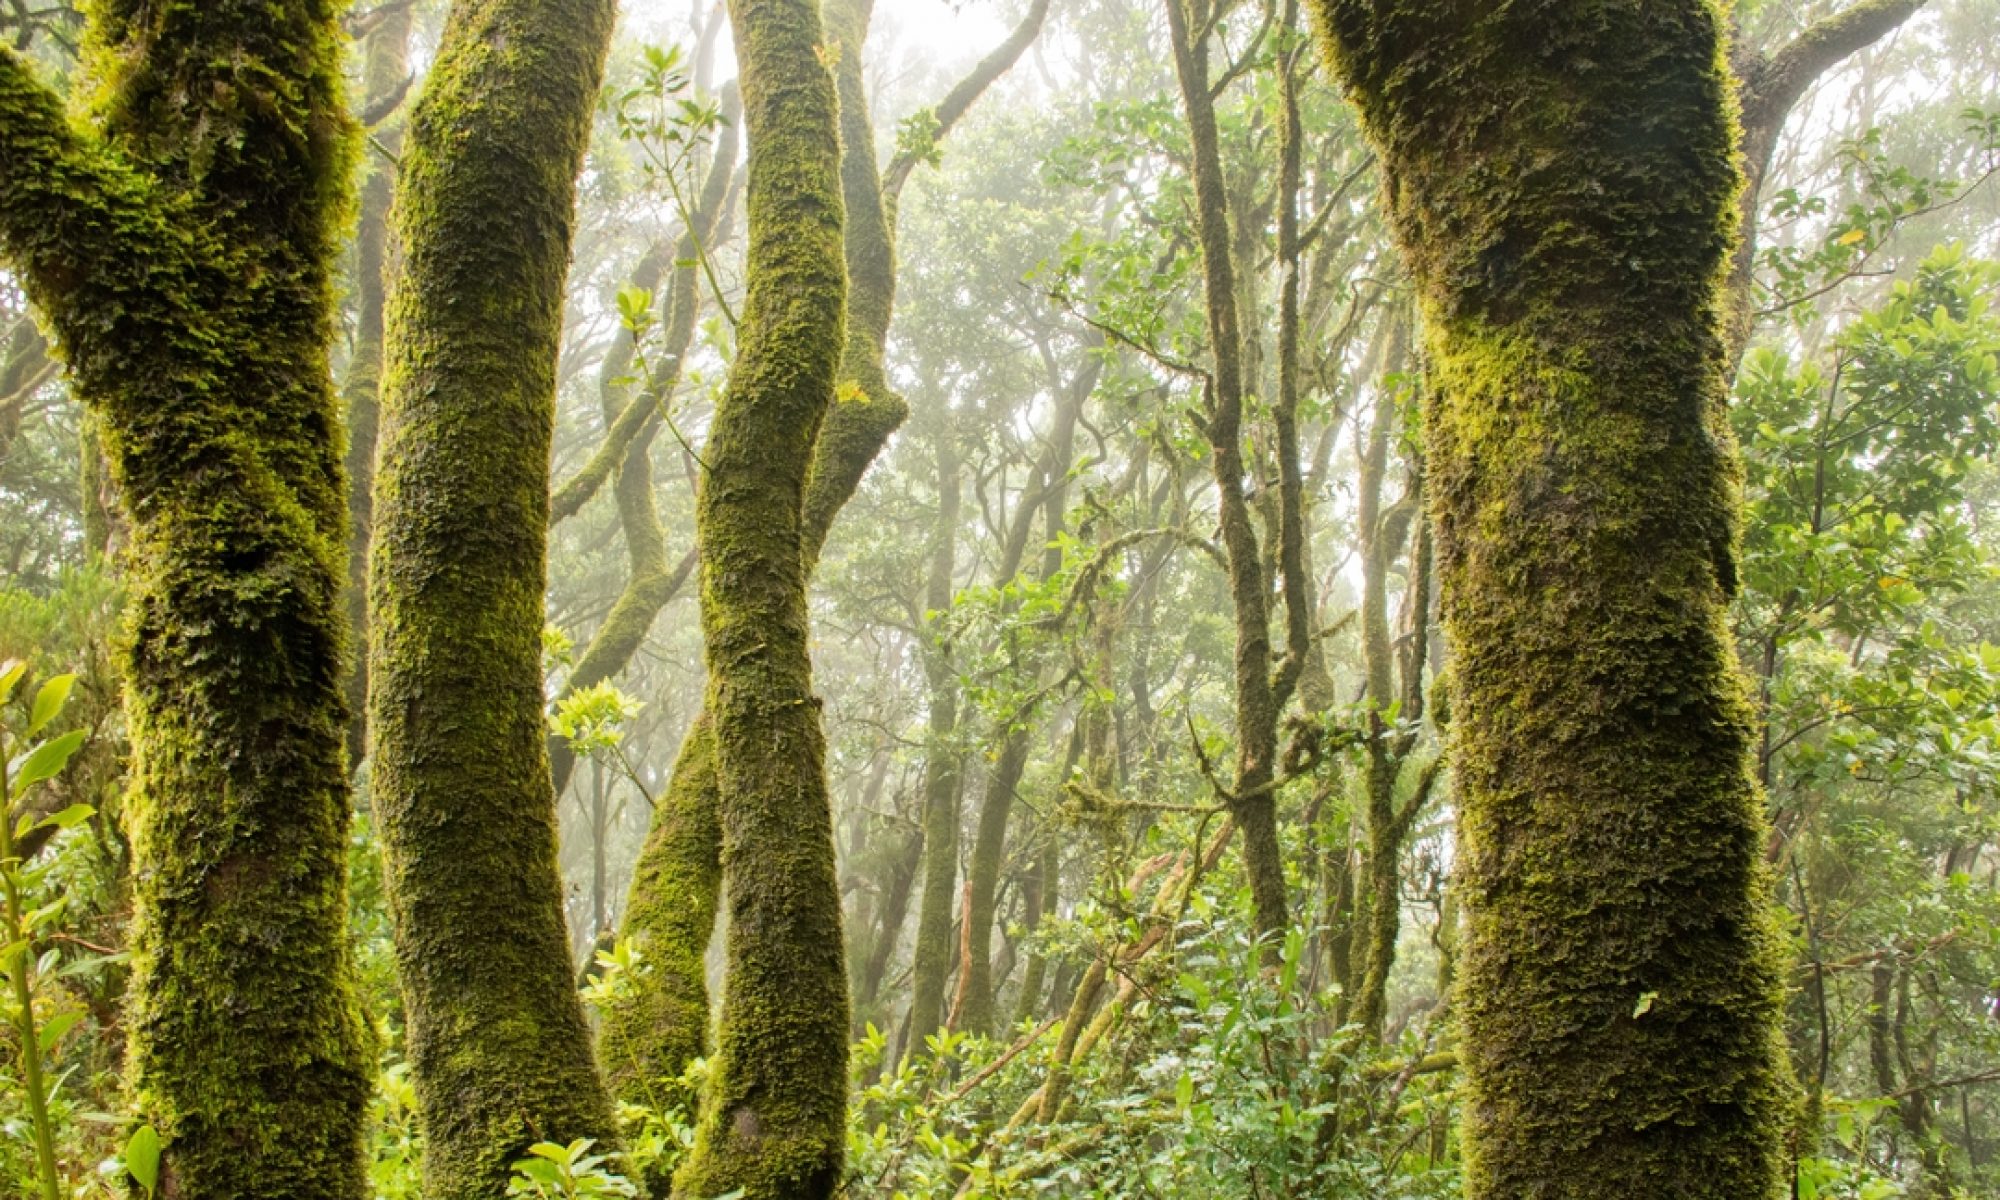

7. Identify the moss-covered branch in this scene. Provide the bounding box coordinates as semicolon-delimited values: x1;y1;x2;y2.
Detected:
365;0;620;1195
1310;0;1792;1193
878;0;1053;207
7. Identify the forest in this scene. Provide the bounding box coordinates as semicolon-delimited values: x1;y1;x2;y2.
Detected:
1;0;1997;1196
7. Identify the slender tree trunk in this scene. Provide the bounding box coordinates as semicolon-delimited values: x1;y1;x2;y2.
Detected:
342;1;411;770
907;430;964;1052
668;0;849;1188
959;357;1093;1037
1164;0;1311;957
1350;320;1429;1042
959;730;1030;1036
0;5;371;1194
366;1;619;1195
1310;1;1792;1194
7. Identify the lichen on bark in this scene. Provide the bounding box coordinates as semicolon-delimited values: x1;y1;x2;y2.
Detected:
1309;0;1794;1194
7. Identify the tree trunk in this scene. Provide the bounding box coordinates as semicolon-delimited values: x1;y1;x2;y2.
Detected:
0;5;372;1194
906;430;964;1052
341;1;411;770
1309;1;1792;1194
365;0;620;1195
1164;0;1312;957
667;0;849;1189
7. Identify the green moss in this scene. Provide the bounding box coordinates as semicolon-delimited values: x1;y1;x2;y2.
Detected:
364;2;620;1197
1309;0;1792;1194
599;717;722;1114
667;0;849;1191
0;4;372;1194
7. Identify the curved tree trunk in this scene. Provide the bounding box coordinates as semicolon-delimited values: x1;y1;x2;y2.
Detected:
366;0;620;1195
0;5;371;1194
606;0;1044;1103
1310;1;1793;1195
667;0;849;1188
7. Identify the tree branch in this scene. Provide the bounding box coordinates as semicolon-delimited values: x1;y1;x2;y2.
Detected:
880;0;1053;207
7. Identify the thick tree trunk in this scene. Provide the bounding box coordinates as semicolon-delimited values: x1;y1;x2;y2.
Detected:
667;0;849;1189
0;5;371;1194
1310;1;1792;1195
366;1;620;1195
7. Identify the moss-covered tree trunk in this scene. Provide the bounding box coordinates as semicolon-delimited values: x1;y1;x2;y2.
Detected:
1164;0;1312;956
905;429;963;1052
666;0;848;1189
366;1;619;1195
341;1;412;769
1309;0;1792;1194
605;0;1044;1117
0;4;371;1194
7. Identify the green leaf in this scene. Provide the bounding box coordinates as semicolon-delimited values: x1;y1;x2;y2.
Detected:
125;1125;162;1193
39;1009;82;1053
11;730;87;796
26;673;77;737
0;660;23;705
34;803;95;835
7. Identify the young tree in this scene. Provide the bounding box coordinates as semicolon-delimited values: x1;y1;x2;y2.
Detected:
0;4;371;1195
366;0;620;1195
1310;0;1794;1195
1165;0;1315;953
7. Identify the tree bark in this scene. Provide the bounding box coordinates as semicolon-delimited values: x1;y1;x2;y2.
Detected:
0;4;371;1193
365;0;620;1195
1309;1;1793;1194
